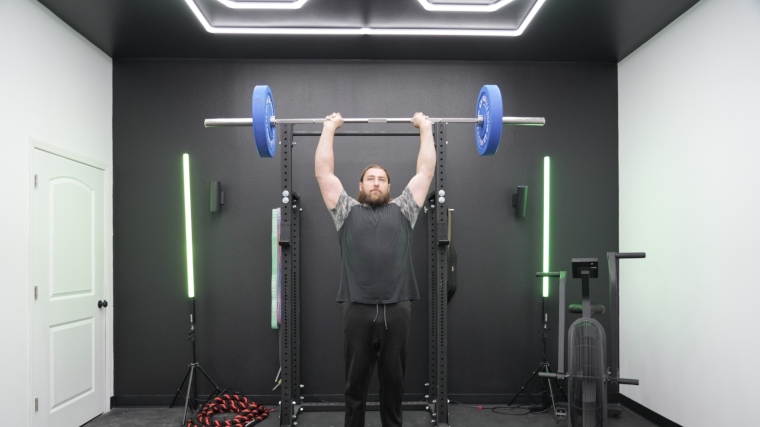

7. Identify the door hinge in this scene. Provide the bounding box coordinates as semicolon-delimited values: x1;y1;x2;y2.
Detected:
34;286;38;301
35;397;38;412
34;174;38;189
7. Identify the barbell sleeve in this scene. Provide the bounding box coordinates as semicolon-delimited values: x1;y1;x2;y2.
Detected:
503;116;546;126
204;115;544;128
205;118;253;127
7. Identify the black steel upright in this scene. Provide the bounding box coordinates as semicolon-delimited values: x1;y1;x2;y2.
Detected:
278;124;303;426
427;122;450;426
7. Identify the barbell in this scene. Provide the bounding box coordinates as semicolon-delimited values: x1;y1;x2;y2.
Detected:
204;85;545;158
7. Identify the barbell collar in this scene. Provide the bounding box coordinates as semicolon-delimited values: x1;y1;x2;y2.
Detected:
204;115;544;128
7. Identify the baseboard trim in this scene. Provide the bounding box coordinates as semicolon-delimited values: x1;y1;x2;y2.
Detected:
112;392;548;408
620;394;682;427
112;394;281;407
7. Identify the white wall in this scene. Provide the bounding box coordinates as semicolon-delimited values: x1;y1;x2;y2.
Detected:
618;0;760;425
0;0;113;424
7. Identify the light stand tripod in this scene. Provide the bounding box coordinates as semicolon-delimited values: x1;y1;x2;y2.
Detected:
508;282;566;421
170;298;221;425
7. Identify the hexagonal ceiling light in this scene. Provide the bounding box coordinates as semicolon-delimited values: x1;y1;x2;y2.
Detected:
212;0;309;9
184;0;546;36
418;0;518;13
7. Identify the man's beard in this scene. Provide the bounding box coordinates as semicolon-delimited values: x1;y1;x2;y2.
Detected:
357;189;391;207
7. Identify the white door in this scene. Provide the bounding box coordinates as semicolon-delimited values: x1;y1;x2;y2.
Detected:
32;148;106;427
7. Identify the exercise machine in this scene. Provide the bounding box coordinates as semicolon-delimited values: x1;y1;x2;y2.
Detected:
540;254;644;426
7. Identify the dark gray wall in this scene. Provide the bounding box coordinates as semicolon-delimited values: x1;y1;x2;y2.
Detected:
113;59;618;405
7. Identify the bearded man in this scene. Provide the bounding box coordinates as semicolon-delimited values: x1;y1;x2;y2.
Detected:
315;111;435;427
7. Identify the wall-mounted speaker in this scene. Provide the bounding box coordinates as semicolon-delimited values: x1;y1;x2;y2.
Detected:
512;185;528;218
210;181;225;213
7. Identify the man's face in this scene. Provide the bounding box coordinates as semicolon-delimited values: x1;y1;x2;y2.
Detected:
359;168;391;206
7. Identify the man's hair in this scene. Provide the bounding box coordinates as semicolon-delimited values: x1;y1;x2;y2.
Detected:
359;164;390;183
357;164;391;206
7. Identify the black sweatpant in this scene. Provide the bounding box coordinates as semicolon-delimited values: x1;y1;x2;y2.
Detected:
341;301;412;427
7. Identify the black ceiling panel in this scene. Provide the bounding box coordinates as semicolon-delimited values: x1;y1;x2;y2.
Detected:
36;0;701;61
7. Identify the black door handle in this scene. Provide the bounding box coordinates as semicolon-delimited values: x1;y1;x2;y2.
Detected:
98;300;108;309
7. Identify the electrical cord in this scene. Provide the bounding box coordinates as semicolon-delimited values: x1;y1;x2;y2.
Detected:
299;385;332;404
448;399;533;416
491;406;533;416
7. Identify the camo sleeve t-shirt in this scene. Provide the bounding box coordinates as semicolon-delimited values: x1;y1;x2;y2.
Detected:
329;186;422;303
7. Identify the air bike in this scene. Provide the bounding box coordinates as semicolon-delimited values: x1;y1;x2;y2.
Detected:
539;252;645;426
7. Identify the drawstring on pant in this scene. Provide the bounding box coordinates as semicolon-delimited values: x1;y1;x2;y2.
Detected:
372;304;388;330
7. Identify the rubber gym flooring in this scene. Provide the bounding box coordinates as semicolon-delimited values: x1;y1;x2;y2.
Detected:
83;403;658;427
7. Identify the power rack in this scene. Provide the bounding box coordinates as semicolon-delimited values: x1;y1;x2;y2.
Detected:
275;122;451;427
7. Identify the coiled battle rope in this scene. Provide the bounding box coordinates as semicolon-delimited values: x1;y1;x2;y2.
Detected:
186;392;274;427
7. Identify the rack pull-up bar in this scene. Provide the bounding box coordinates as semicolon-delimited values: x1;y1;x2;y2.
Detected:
292;131;422;137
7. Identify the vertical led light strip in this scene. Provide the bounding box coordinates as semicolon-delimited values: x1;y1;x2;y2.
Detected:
183;154;196;299
542;156;550;297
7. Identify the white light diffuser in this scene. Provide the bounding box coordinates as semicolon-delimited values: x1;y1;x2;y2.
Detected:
417;0;516;13
183;154;196;299
214;0;308;9
542;156;550;297
184;0;546;36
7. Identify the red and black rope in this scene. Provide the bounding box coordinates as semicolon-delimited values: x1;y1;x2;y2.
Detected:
186;392;274;427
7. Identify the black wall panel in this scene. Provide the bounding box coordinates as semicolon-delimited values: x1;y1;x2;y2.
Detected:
113;59;618;405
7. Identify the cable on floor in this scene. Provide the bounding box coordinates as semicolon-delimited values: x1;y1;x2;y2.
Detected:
448;399;533;416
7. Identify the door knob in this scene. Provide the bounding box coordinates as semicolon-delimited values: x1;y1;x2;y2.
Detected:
98;300;108;309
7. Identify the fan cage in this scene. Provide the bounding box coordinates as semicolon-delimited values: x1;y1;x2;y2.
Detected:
567;318;607;427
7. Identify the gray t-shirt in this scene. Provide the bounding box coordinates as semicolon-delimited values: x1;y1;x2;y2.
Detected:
329;187;422;303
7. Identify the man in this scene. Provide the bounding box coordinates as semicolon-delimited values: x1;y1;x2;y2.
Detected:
315;112;436;427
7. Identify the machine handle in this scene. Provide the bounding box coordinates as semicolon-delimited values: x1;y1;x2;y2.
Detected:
616;252;646;259
536;271;561;277
538;372;566;379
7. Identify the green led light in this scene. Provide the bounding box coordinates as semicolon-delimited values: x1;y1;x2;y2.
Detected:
183;154;195;299
542;156;550;298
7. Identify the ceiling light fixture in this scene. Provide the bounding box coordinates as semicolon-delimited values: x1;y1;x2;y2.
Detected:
214;0;308;9
184;0;545;36
417;0;516;13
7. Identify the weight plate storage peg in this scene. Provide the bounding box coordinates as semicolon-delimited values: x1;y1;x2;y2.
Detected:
474;85;503;156
252;85;277;158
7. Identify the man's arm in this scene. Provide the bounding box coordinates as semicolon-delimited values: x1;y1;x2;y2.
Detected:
407;112;436;207
315;113;345;209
